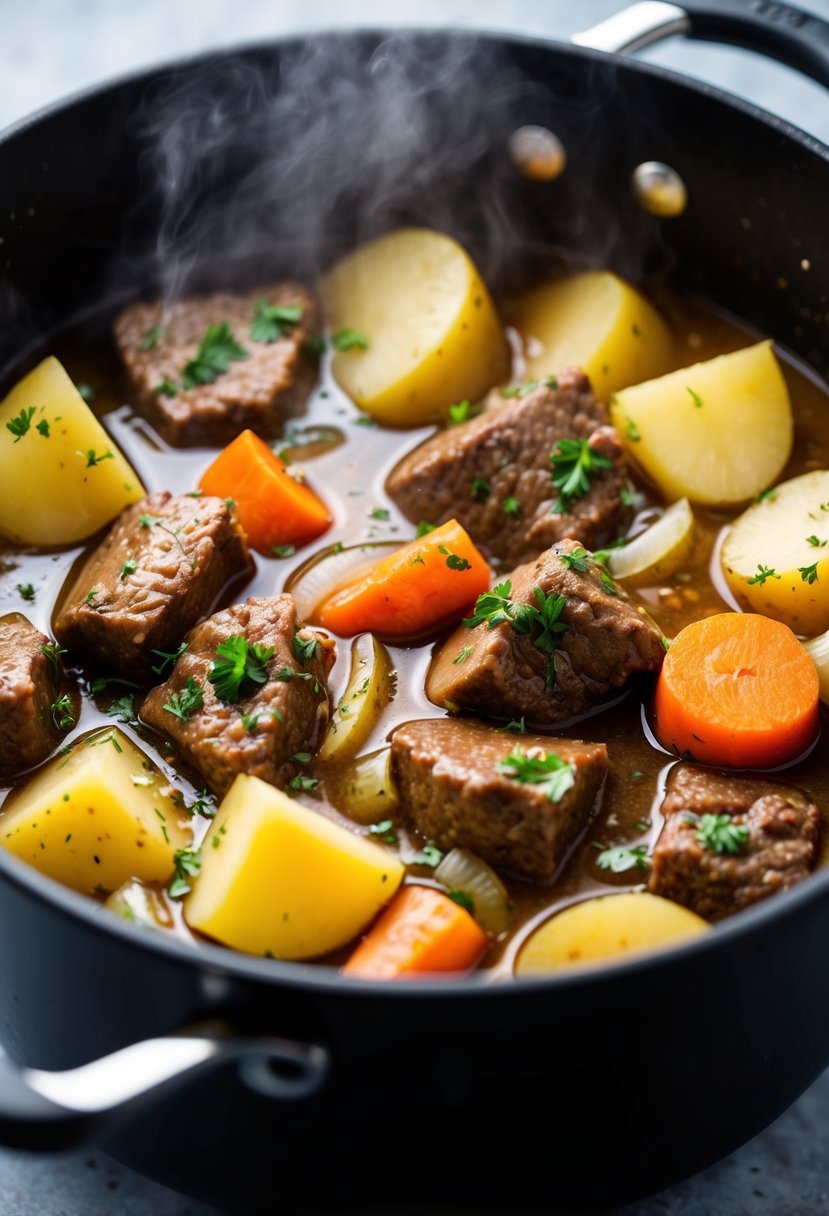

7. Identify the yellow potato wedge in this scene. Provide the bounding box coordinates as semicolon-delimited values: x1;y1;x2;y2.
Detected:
507;271;674;401
610;340;793;506
185;774;404;959
321;228;509;426
318;634;394;762
722;470;829;635
608;498;694;587
0;356;145;545
0;728;190;895
515;892;709;974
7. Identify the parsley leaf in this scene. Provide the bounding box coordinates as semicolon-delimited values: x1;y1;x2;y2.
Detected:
470;478;492;502
596;845;650;873
502;496;521;517
463;580;517;629
453;645;473;665
249;299;303;344
497;747;575;803
448;400;471;425
288;773;320;794
5;407;35;442
369;507;390;521
747;564;780;586
182;324;249;389
151;641;188;677
83;449;114;468
36;419;50;438
550;437;613;513
140;324;167;351
437;544;472;572
291;634;320;663
208;636;274;702
806;535;827;547
447;889;475;913
412;843;444;867
271;544;296;559
754;487;776;504
154;378;178;398
559;545;591;573
106;694;136;725
696;813;749;855
799;563;820;585
163;677;204;721
120;557;137;581
625;416;641;443
369;819;397;846
16;583;35;601
168;847;202;899
39;641;66;682
50;693;75;731
505;717;526;734
686;387;703;409
188;790;217;819
416;521;436;538
332;328;369;351
500;380;538;399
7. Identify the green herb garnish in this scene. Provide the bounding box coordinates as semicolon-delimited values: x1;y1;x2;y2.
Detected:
5;407;35;442
696;813;749;855
550;437;613;513
497;746;575;803
332;328;369;351
596;845;650;873
182;323;249;389
168;847;202;899
163;677;204;721
249;299;303;344
208;636;274;702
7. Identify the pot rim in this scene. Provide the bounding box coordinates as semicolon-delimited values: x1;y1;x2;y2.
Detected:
2;22;828;1003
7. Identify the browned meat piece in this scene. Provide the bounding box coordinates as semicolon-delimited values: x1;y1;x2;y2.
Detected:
0;614;76;778
141;596;335;797
426;538;665;725
648;765;822;921
113;283;317;446
55;492;251;682
385;370;629;566
392;717;608;883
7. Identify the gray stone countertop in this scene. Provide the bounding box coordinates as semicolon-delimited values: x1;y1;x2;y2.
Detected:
1;0;828;1212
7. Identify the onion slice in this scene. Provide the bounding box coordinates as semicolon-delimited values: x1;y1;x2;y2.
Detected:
339;747;398;825
803;630;829;704
319;634;394;762
608;497;694;587
287;542;399;621
434;848;512;937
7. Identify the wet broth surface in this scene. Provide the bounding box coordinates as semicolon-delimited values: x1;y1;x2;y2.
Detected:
2;287;829;975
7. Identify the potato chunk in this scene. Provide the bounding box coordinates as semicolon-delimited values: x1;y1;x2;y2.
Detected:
185;774;404;959
610;340;793;505
321;229;509;426
515;892;709;974
0;357;145;545
0;728;190;895
507;271;674;401
722;470;829;635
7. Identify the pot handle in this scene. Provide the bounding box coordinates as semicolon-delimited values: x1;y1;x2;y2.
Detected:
0;1023;330;1150
574;0;829;89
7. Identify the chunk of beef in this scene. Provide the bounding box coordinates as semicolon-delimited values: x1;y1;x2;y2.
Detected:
0;614;75;778
141;596;335;797
55;492;251;682
648;764;822;921
427;538;665;725
113;283;317;446
386;370;629;566
392;717;608;883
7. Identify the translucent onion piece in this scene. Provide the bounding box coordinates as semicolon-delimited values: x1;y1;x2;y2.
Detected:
802;630;829;704
287;542;399;621
319;634;394;762
608;498;694;587
339;748;398;825
105;880;173;931
434;847;512;937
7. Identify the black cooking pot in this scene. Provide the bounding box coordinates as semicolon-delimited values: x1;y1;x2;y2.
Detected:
1;3;828;1211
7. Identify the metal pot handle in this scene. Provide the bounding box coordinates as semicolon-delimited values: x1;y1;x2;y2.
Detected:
0;1024;330;1149
574;0;829;89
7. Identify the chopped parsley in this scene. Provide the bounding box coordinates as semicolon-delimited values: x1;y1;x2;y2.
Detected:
39;641;66;682
463;580;517;629
754;487;776;504
50;694;75;731
696;813;749;855
799;563;820;585
241;711;260;734
447;889;475;914
412;843;444;868
453;645;473;665
332;328;369;351
36;419;50;438
182;323;249;389
559;546;591;573
370;819;397;846
448;400;471;425
151;641;188;677
470;478;492;502
249;299;303;344
806;535;827;547
154;378;178;398
120;557;137;581
550;437;613;513
82;448;114;468
168;847;202;899
188;790;217;819
747;564;780;586
596;845;650;873
272;544;296;559
288;773;320;794
502;496;521;517
163;677;204;721
625;416;641;442
5;407;35;442
497;747;575;803
416;521;436;537
291;634;320;663
209;636;274;702
369;507;390;521
437;544;472;572
686;387;703;409
505;717;526;735
140;324;166;351
500;379;549;399
16;583;35;602
107;694;136;725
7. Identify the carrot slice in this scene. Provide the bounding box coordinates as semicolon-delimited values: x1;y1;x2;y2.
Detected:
653;612;819;768
199;429;331;553
343;885;487;979
315;519;490;639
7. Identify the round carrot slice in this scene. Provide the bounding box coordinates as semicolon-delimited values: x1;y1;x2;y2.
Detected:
653;612;819;768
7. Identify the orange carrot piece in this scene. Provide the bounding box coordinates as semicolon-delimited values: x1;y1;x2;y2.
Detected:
654;612;819;768
199;429;331;553
343;885;487;980
315;519;490;639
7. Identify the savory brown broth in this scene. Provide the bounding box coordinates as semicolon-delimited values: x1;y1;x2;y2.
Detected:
2;285;829;974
